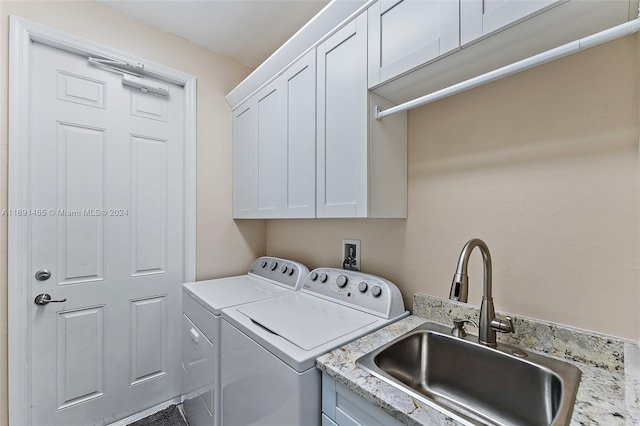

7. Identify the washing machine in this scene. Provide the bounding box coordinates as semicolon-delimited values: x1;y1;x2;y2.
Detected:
181;256;309;426
220;268;409;426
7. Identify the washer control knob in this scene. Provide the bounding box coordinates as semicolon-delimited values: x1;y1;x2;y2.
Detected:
270;261;278;271
319;273;328;283
310;272;318;281
371;286;382;297
281;265;289;274
336;275;348;288
260;260;268;268
288;267;295;276
358;282;368;292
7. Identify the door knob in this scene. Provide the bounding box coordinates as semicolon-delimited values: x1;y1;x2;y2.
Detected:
34;294;67;305
35;269;51;281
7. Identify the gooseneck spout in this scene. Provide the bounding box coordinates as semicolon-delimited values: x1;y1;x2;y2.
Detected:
449;239;513;347
449;239;491;303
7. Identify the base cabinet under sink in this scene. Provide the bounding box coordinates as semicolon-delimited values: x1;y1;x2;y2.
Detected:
321;373;403;426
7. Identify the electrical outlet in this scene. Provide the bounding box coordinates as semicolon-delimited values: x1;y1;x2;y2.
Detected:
341;239;361;271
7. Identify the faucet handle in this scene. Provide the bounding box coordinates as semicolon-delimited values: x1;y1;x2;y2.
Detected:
491;315;515;334
451;317;478;338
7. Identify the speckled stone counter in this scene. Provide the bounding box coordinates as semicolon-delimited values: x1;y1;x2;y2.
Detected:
316;294;640;425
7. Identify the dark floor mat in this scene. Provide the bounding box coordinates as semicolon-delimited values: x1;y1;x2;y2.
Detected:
127;404;188;426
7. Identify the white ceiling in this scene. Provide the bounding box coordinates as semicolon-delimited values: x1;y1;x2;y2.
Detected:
98;0;330;67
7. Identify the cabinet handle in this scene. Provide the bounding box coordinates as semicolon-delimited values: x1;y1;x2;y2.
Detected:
190;328;199;343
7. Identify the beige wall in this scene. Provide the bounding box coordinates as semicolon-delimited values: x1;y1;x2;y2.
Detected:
0;1;266;424
267;36;640;341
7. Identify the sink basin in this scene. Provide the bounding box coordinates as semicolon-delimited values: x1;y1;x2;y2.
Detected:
356;322;581;426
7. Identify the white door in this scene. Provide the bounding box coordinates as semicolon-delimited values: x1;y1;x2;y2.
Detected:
29;41;184;426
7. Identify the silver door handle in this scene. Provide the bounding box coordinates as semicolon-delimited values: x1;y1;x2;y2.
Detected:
34;294;67;305
35;269;51;281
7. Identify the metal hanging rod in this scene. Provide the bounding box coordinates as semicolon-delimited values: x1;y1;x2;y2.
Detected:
376;18;640;120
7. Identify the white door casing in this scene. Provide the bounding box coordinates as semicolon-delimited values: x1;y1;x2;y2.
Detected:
9;16;197;426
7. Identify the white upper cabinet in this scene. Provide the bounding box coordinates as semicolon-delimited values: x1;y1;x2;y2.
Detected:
233;80;283;219
232;0;612;219
461;0;565;45
317;14;369;218
255;81;283;218
232;101;256;218
233;51;316;219
280;50;317;218
317;11;407;218
368;0;460;87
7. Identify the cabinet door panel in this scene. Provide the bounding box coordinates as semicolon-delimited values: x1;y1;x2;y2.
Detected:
321;374;404;426
256;82;283;217
484;0;561;33
369;0;460;87
281;50;316;218
232;102;256;218
317;14;368;218
461;0;563;45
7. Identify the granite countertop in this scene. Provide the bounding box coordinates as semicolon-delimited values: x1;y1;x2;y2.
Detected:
316;295;640;426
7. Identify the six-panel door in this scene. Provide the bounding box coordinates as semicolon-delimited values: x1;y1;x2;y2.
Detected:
29;41;184;425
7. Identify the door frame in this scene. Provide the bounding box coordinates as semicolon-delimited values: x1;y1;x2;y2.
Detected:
8;16;197;426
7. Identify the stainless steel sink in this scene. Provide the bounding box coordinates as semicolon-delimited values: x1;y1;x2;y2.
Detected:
356;322;582;426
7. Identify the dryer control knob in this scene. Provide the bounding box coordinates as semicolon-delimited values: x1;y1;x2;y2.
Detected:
336;275;348;288
281;265;289;274
371;286;382;297
319;273;328;283
288;268;295;276
310;272;318;281
358;282;368;292
270;261;278;271
261;260;268;268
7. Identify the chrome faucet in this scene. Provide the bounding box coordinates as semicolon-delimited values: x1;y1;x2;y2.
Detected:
449;239;514;347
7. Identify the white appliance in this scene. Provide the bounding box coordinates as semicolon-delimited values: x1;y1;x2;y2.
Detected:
220;268;409;426
181;257;310;426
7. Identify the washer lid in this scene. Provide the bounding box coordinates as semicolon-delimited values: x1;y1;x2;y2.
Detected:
237;293;377;350
183;275;290;315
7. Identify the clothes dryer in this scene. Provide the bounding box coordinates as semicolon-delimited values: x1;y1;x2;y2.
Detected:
181;256;309;426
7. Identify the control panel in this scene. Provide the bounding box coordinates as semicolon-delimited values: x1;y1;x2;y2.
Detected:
302;268;406;319
248;257;310;290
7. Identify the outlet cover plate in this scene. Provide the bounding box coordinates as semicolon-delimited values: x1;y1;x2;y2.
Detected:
341;239;361;271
